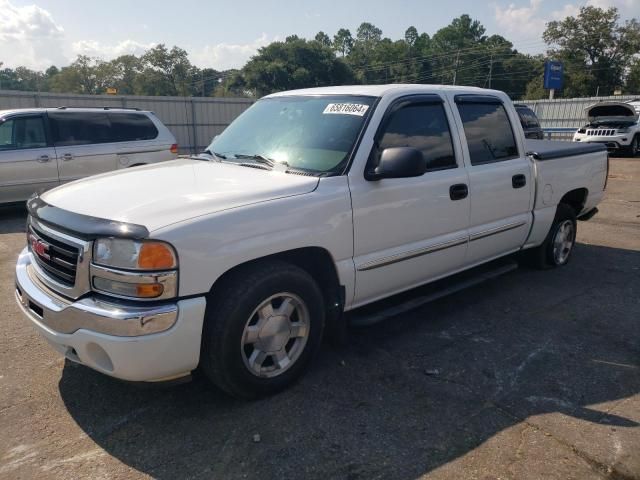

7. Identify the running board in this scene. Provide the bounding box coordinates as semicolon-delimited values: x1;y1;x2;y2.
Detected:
348;259;518;327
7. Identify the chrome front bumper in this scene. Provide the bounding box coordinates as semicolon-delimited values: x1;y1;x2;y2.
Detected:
15;247;207;382
15;248;177;336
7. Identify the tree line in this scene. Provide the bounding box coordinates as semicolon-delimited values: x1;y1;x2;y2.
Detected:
1;6;638;100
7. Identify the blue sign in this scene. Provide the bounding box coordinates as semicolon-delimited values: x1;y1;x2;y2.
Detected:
544;61;564;90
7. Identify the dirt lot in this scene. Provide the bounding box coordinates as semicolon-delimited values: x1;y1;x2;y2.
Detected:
0;158;639;480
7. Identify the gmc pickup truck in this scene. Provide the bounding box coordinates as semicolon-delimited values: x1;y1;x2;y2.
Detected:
15;85;608;399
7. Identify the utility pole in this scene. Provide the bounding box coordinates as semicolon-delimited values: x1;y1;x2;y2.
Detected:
488;51;494;89
452;50;460;85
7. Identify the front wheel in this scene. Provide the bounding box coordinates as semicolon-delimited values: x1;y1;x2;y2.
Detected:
200;260;325;399
523;203;577;269
627;136;639;158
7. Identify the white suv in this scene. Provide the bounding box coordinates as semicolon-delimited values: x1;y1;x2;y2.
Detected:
0;107;178;204
573;100;640;156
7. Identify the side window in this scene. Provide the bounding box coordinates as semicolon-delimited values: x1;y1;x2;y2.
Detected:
0;116;47;151
108;113;159;142
377;102;457;171
49;112;112;146
457;102;518;165
524;108;540;128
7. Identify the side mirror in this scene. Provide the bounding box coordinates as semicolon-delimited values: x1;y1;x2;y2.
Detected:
366;147;427;181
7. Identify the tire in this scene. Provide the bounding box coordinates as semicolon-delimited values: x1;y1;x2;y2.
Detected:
627;135;639;158
200;260;325;399
523;203;577;269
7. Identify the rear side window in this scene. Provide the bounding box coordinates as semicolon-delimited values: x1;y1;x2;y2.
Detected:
49;112;112;146
377;102;456;171
457;102;518;165
108;113;158;141
0;116;47;150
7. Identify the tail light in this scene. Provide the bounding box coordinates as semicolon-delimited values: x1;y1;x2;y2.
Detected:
170;144;178;154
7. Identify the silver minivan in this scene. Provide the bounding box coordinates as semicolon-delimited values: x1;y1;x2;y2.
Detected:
0;107;178;204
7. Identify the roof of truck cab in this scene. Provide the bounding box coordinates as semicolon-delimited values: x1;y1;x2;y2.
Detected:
0;107;152;117
264;84;505;99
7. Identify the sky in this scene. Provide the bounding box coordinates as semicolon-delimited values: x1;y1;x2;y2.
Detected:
0;0;638;71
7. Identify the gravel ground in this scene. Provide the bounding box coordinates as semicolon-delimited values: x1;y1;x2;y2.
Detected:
0;158;639;480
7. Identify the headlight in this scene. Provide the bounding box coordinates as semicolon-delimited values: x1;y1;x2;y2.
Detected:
92;238;178;300
94;238;177;270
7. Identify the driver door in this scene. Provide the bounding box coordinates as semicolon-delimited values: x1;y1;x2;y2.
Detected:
349;95;470;307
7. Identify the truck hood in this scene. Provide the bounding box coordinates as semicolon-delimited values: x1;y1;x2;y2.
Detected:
585;101;639;123
41;159;319;231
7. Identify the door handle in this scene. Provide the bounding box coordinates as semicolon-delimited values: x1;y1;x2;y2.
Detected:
512;174;527;189
62;153;74;161
449;183;468;201
36;155;50;163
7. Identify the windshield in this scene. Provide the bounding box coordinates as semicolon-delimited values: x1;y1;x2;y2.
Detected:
206;95;376;175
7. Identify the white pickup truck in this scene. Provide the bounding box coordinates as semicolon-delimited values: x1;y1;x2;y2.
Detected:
15;85;608;399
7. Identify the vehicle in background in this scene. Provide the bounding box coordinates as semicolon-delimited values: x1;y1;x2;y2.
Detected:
514;104;544;139
15;85;607;399
572;100;640;157
0;107;178;204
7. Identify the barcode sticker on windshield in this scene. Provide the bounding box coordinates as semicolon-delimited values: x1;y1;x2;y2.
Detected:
323;103;369;116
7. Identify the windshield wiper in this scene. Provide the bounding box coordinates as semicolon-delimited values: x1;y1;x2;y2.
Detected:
231;153;283;168
203;149;227;161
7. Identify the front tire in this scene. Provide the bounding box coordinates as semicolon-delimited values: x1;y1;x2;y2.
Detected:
523;203;577;269
628;135;639;158
200;260;325;399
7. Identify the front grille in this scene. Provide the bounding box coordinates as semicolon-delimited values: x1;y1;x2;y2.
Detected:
28;225;80;287
586;129;616;136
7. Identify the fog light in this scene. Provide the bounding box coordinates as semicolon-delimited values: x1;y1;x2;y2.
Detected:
93;277;164;298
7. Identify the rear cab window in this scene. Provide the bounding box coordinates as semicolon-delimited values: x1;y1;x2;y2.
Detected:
456;96;519;165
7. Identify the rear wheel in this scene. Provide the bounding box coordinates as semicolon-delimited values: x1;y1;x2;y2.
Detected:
523;203;577;269
200;260;325;399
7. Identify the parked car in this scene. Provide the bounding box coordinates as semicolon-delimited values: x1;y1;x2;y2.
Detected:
15;85;608;399
0;107;178;204
514;104;544;139
572;100;640;156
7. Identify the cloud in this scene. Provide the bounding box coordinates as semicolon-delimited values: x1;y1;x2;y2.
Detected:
0;0;66;69
71;39;156;60
189;34;276;70
493;0;638;53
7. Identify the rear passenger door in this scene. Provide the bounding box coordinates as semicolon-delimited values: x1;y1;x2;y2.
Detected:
49;111;118;183
453;95;533;265
0;114;59;204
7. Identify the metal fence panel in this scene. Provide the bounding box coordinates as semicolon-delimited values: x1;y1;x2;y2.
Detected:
0;90;253;154
521;94;639;140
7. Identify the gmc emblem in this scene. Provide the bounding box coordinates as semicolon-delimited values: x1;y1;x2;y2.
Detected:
29;234;50;261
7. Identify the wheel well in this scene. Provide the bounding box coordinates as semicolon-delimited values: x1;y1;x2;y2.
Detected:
209;247;345;342
559;188;588;216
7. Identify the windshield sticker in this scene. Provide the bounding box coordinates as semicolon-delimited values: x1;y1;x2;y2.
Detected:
323;103;369;116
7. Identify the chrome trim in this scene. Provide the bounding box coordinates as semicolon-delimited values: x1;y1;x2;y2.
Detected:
469;220;527;242
28;216;92;300
357;236;468;271
90;264;178;301
16;249;178;336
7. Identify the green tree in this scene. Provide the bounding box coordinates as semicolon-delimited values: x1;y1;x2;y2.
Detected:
241;38;355;96
542;6;640;96
314;31;331;47
135;44;198;96
333;28;354;57
404;26;418;49
626;58;640;94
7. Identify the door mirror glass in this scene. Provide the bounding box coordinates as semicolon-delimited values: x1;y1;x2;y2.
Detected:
366;147;427;181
